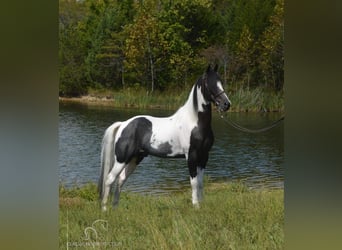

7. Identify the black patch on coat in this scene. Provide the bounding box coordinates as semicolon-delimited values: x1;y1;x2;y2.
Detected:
187;104;214;178
115;117;152;164
148;141;173;158
115;117;183;164
193;83;198;112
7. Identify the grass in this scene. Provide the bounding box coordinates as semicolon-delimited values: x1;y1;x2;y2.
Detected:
60;85;284;112
229;87;284;112
59;182;283;249
106;87;189;110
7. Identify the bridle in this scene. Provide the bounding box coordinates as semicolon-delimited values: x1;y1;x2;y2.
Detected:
212;89;225;99
201;74;226;104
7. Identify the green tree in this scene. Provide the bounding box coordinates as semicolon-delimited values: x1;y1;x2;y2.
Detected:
124;0;196;91
58;0;284;96
236;25;255;88
124;7;159;92
259;0;284;90
88;0;136;89
59;0;88;96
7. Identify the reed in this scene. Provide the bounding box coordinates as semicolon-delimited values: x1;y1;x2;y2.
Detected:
78;86;284;112
229;87;284;112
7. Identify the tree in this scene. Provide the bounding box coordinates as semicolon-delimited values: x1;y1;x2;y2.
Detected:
87;0;135;89
124;0;196;91
124;9;159;92
236;25;254;88
59;0;88;96
200;45;231;86
58;0;284;96
259;0;284;90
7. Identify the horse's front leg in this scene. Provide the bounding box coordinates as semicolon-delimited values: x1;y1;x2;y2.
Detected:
189;166;205;207
188;151;205;207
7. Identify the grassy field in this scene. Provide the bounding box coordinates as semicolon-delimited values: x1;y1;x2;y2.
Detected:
59;182;283;249
60;86;284;112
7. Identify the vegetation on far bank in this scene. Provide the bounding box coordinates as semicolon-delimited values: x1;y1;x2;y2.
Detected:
59;85;284;112
59;182;284;249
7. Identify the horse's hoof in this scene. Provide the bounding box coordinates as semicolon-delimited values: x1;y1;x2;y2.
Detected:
101;205;107;212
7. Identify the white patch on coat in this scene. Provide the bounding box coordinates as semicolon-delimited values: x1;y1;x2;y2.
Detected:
147;86;201;157
197;85;209;112
217;80;224;91
217;80;231;105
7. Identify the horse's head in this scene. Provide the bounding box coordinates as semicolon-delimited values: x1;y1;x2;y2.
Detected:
202;64;231;112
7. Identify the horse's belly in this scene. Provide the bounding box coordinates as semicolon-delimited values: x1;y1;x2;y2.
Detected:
148;134;188;158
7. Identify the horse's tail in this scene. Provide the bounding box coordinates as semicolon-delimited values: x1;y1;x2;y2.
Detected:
98;122;122;200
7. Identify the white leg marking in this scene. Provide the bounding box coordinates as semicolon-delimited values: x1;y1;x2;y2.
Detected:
190;167;205;208
113;160;137;207
190;175;199;207
105;173;115;186
101;162;125;211
101;186;110;212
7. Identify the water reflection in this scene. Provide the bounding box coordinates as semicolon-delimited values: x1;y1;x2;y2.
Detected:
59;102;284;193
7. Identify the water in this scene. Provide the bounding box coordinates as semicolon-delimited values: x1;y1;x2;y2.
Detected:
59;102;284;193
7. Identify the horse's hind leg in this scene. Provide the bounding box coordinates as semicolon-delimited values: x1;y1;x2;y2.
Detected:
113;159;137;207
101;161;126;211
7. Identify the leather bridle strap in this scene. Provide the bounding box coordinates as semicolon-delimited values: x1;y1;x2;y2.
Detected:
202;75;225;101
212;90;225;99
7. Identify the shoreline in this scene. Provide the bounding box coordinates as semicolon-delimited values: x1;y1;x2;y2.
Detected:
59;96;114;105
59;96;173;110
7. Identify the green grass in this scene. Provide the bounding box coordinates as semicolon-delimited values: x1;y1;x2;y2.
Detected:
61;85;284;112
229;87;284;112
59;182;283;249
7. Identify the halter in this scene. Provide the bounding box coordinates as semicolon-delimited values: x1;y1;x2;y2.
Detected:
201;74;225;103
212;90;225;99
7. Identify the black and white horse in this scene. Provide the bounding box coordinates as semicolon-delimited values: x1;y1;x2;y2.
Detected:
99;65;230;211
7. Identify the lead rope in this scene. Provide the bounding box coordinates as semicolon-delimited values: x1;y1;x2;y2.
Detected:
219;113;284;133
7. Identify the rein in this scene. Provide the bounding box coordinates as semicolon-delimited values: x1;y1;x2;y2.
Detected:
219;113;284;133
201;73;284;133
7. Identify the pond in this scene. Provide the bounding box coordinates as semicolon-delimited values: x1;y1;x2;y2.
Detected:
59;102;284;194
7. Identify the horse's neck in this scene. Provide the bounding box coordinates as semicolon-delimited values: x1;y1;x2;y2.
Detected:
176;84;212;127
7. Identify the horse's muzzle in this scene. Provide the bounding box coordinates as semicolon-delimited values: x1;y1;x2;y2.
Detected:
216;100;230;112
220;101;230;112
213;91;230;112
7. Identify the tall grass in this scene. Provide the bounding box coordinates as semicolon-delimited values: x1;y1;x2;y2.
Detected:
68;86;284;112
59;182;283;249
229;87;284;112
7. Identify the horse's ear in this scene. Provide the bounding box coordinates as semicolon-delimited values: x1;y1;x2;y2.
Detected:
206;64;212;73
214;64;218;72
